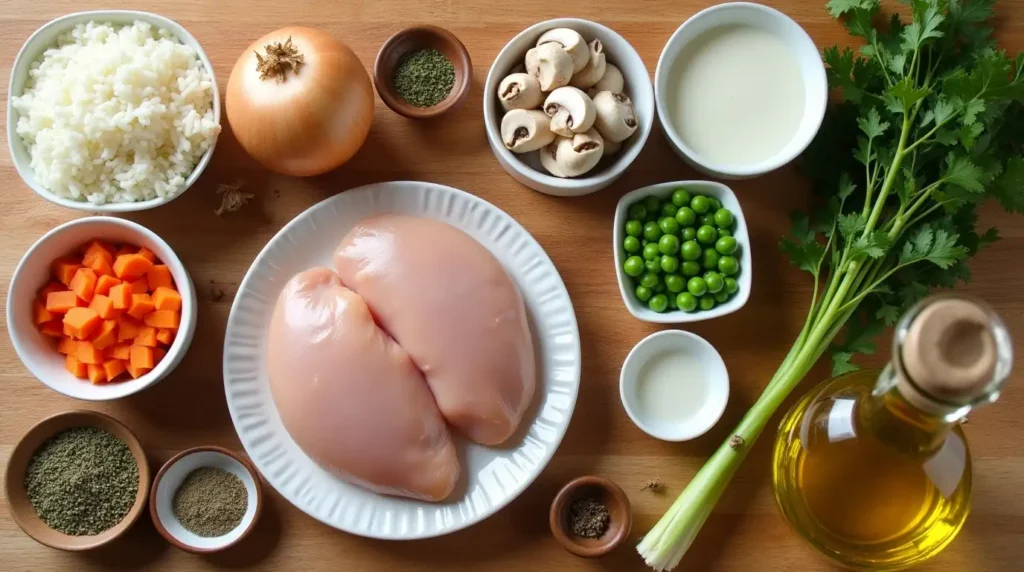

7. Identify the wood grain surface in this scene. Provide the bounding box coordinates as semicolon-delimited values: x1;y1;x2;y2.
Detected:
1;1;1022;570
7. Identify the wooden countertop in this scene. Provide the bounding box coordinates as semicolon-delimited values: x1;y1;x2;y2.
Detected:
1;1;1022;570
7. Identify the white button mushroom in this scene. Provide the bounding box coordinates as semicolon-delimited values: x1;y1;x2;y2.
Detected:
592;91;638;143
525;43;574;91
587;63;624;98
501;109;556;153
603;137;622;156
536;28;590;73
569;40;607;89
554;129;604;177
539;139;567;177
543;87;596;138
498;73;544;111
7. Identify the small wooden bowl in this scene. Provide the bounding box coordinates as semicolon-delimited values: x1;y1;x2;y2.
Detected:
549;475;632;558
4;410;151;551
149;446;263;554
373;25;472;119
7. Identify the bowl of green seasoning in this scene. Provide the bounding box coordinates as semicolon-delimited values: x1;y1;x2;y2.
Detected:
373;25;472;118
4;410;151;551
149;446;262;553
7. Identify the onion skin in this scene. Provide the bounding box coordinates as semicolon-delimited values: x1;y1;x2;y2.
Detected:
226;27;374;177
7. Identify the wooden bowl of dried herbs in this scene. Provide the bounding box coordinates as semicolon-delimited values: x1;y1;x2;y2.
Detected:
4;410;151;551
549;475;632;558
373;25;472;119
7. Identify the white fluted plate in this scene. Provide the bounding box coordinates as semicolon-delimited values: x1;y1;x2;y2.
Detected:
223;181;581;540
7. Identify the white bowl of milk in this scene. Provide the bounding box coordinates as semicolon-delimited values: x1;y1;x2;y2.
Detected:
655;2;827;179
620;330;729;442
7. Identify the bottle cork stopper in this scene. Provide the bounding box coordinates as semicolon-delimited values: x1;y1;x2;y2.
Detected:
902;298;997;404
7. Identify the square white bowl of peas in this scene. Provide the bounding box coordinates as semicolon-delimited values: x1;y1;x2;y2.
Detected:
613;181;750;323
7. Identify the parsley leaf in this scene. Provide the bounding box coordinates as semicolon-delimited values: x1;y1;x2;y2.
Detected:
942;153;986;192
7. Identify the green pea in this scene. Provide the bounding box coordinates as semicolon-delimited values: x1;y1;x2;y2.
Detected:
687;276;707;296
704;271;724;293
709;197;723;211
661;203;678;218
699;294;716;310
714;290;730;303
681;261;701;276
702;248;721;270
724;277;739;294
672;189;692;207
659;234;681;255
653;281;666;293
691;195;711;214
643;221;663;242
648;294;669;313
697;225;718;245
643;196;661;215
667;295;678;310
645;259;662;274
665;273;685;293
677;292;699;312
625;219;643;237
718;228;732;237
719;256;740;275
659;217;681;236
680;240;702;261
640;272;660;288
715;236;738;255
635;284;653;302
681;227;697;241
700;213;716;227
660;255;679;273
623;236;641;254
643;243;661;261
628;203;647;220
675;207;697;227
714;208;735;229
623;256;644;277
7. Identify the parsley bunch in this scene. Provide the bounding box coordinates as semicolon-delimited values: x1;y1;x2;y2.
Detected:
639;2;1022;569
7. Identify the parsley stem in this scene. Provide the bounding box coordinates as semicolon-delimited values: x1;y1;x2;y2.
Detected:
864;116;912;235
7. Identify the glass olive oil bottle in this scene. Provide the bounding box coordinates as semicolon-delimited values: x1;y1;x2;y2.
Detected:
772;296;1013;570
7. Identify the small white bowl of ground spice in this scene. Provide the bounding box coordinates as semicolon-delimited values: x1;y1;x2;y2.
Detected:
373;25;472;118
150;446;262;553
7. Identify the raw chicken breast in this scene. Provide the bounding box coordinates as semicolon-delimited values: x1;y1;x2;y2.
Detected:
334;215;536;446
267;267;459;501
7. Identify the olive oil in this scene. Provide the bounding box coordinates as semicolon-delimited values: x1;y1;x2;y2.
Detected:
772;297;1012;570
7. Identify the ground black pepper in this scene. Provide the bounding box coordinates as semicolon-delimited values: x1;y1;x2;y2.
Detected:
392;48;455;107
569;497;610;538
25;427;138;536
172;467;248;537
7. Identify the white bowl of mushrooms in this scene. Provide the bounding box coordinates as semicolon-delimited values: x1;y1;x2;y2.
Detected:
484;19;654;197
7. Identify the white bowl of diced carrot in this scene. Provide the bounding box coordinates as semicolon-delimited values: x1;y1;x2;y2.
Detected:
7;216;197;400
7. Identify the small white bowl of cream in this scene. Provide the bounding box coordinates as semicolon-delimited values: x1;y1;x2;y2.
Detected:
620;330;729;441
655;2;827;178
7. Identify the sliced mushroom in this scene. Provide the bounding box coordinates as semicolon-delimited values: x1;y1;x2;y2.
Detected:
539;139;567;177
543;87;596;138
498;73;544;111
603;138;622;156
555;129;604;177
588;63;624;97
593;91;638;143
536;28;589;73
525;43;574;91
569;40;607;89
501;109;556;153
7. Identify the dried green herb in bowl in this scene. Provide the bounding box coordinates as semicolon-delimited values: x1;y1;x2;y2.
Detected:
173;467;248;537
392;48;456;107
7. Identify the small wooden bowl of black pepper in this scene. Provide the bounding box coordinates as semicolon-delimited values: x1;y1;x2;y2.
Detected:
149;446;262;553
374;25;472;119
550;475;632;558
4;410;151;551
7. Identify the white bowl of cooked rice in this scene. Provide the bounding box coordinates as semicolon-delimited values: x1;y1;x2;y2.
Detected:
7;11;221;212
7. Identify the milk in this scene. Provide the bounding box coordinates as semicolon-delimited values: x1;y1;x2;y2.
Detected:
635;351;708;426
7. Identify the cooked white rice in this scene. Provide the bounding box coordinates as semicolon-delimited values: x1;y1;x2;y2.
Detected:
12;20;220;204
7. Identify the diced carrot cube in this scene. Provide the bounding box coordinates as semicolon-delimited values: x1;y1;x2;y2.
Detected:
95;275;121;297
33;300;54;325
83;241;114;266
102;359;126;381
136;326;158;347
111;343;132;360
153;346;167;363
46;291;82;314
125;362;151;379
156;328;175;345
128;280;148;294
91;320;118;349
64;307;101;340
137;247;157;262
146;265;173;291
113;254;153;281
116;244;136;257
69;268;98;303
65;355;88;378
38;281;66;302
117;317;142;341
89;295;118;320
152;287;182;312
63;322;77;338
87;364;107;385
130;345;155;369
52;257;82;286
109;284;132;310
76;341;104;365
144;310;179;330
40;321;64;337
127;294;155;319
57;338;79;355
86;256;114;278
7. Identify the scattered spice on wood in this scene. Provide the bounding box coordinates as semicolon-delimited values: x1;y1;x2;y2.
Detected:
569;497;610;539
215;180;254;216
211;287;225;302
392;48;455;108
640;478;663;493
25;427;138;536
172;467;248;537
